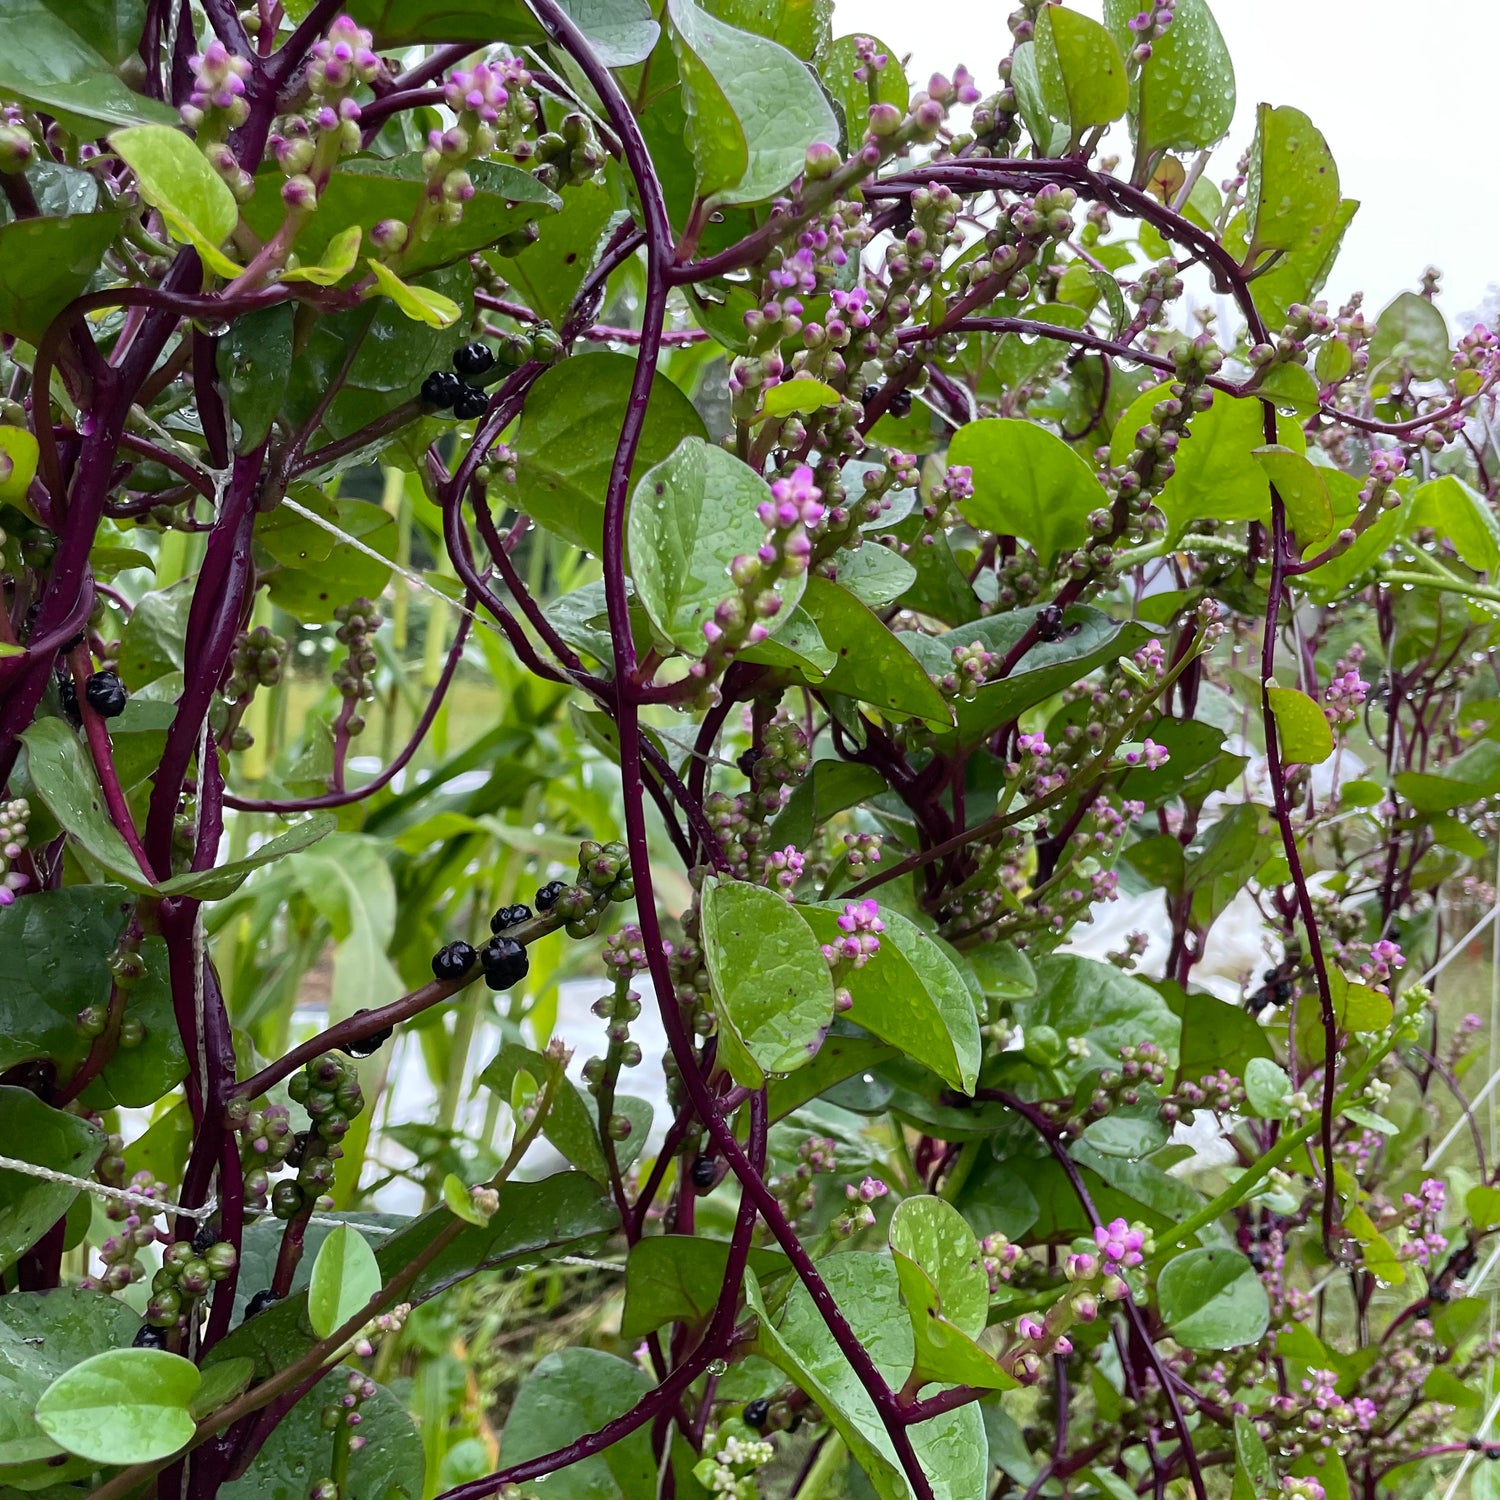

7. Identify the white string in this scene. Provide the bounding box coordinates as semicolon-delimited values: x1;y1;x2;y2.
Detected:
0;1153;217;1220
298;1215;625;1272
1439;1385;1500;1500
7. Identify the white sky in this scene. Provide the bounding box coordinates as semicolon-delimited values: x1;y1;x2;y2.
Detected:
830;0;1500;325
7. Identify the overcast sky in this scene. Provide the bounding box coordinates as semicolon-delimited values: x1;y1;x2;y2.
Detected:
831;0;1499;327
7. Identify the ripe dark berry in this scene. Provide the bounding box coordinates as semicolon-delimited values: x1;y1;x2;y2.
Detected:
887;389;913;418
1035;604;1065;643
191;1221;219;1255
743;1399;771;1430
736;748;761;777
535;880;567;911
480;937;529;991
689;1155;716;1191
56;674;80;726
85;670;128;718
339;1017;394;1058
420;370;463;409
860;385;879;406
453;341;496;378
431;940;477;982
133;1323;169;1349
453;384;489;420
243;1288;281;1321
490;903;532;933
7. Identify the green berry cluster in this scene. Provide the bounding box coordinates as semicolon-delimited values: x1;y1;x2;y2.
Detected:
145;1236;238;1329
224;624;286;750
550;839;634;938
332;599;381;738
531;113;606;192
277;1054;368;1220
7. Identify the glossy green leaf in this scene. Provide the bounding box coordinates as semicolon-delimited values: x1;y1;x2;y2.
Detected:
700;877;835;1085
1105;0;1235;160
0;1291;142;1466
1038;5;1128;141
628;437;802;656
754;1256;988;1500
900;605;1160;747
1468;1186;1500;1232
479;1041;617;1185
258;494;397;623
307;1223;383;1339
1367;290;1450;390
513;351;708;554
365;257;462;328
493;175;626;325
1232;1413;1276;1500
110;125;238;258
35;1348;198;1464
668;0;838;206
188;1358;254;1420
1240;197;1359;331
502;1349;655;1500
0;211;127;345
20;717;152;890
1244;105;1340;260
799;905;980;1093
736;603;837;678
1266;685;1334;765
1395;741;1500;814
1243;1057;1291;1120
1157;1247;1269;1350
757;377;841;421
833;543;917;608
1328;969;1392;1032
0;0;179;130
820;34;907;148
1253;445;1333;546
157;813;336;900
278;224;362;286
800;576;953;726
347;0;657;60
950;417;1104;567
620;1235;787;1341
219;1370;423;1500
0;426;39;507
0;1089;103;1274
769;759;888;848
216;304;295;454
1408;474;1500;573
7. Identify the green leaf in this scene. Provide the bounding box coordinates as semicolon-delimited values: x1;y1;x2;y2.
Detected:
1328;969;1392;1033
0;1290;142;1466
502;1349;655;1500
0;211;127;345
1244;104;1340;260
628;437;803;656
1395;740;1500;814
833;544;917;608
307;1223;383;1339
493;175;626;326
0;1089;104;1274
700;877;835;1086
278;224;362;286
1105;0;1234;159
219;1370;423;1500
1467;1185;1500;1232
900;605;1161;748
0;0;179;130
769;760;888;848
1244;1057;1291;1120
0;426;39;507
800;576;953;726
1037;5;1128;143
758;377;841;421
753;1256;987;1500
188;1358;254;1420
1014;956;1180;1083
799;905;980;1093
244;156;558;281
35;1348;199;1465
949;417;1105;567
820;34;907;149
20;717;152;890
667;0;838;206
1253;445;1333;547
365;257;462;327
258;493;396;623
889;1196;1015;1391
1266;685;1334;765
1290;1450;1348;1500
736;603;836;678
513;351;708;554
1156;1247;1269;1350
157;813;336;900
1408;474;1500;573
621;1235;787;1341
347;0;658;62
109;125;238;258
1232;1413;1276;1500
216;303;295;455
1367;290;1450;391
478;1041;615;1185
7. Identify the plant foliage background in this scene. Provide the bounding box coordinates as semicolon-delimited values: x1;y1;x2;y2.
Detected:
0;0;1497;1498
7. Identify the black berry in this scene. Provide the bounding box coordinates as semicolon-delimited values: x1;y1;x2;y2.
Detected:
453;341;496;378
453;384;489;421
56;675;80;727
743;1399;770;1430
689;1155;716;1191
490;903;532;933
339;1015;394;1058
431;940;477;982
480;937;529;991
535;880;567;911
1035;604;1065;643
420;370;463;409
191;1221;219;1255
243;1288;281;1321
887;389;913;418
860;385;879;406
85;670;127;718
133;1323;169;1349
736;748;761;777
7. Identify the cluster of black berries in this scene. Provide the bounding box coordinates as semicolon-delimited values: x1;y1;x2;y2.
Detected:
143;1235;238;1329
420;341;498;419
57;668;128;725
479;900;534;991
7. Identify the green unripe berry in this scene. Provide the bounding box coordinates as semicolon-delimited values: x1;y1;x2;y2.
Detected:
119;1017;146;1049
271;1181;307;1219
